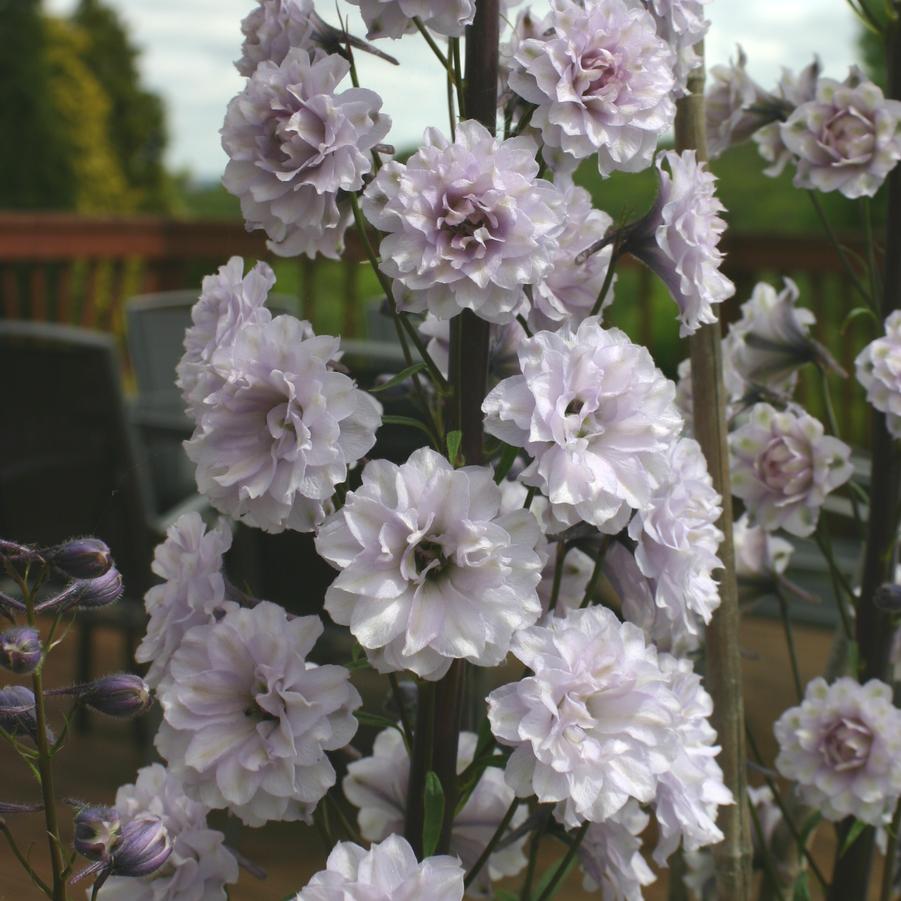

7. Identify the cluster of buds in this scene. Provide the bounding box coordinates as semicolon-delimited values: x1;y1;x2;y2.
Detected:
72;804;172;888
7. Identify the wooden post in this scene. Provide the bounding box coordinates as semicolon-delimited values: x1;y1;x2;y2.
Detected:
675;45;753;901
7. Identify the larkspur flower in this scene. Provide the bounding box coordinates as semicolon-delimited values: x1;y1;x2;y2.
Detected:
726;278;835;399
135;513;235;689
342;728;526;898
774;677;901;825
577;801;655;900
527;184;615;332
176;257;275;415
236;0;318;76
780;65;901;198
652;654;732;864
362;120;564;324
347;0;474;40
641;0;709;96
95;764;239;901
316;448;545;680
185;315;381;533
508;0;675;176
487;605;681;828
155;602;361;827
624;150;734;336
729;403;853;537
626;437;723;649
483;317;683;533
222;49;390;259
733;513;794;584
294;835;465;900
856;310;901;439
753;58;821;177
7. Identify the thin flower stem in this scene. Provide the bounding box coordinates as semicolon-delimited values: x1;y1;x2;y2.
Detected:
23;581;66;901
412;18;452;78
516;314;533;338
745;726;829;892
806;191;873;307
863;196;882;303
349;193;448;391
547;543;569;614
879;797;901;901
0;821;52;896
451;38;465;118
813;526;856;642
748;799;788;901
388;672;414;750
817;365;864;529
520;809;548;900
535;821;589;901
588;249;619;317
579;538;610;609
774;586;804;703
463;797;520;888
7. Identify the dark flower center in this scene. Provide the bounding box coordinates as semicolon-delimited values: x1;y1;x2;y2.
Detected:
821;716;873;772
414;540;449;581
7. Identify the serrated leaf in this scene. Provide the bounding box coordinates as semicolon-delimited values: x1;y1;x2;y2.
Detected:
446;430;463;466
422;771;445;858
840;818;868;856
368;362;427;393
493;443;519;484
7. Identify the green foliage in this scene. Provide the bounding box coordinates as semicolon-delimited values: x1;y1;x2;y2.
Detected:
73;0;172;212
421;771;445;857
43;16;131;213
0;0;76;209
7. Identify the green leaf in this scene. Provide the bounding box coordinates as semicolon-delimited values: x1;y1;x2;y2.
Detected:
368;362;427;393
493;443;519;484
446;430;463;466
841;305;879;334
840;819;868;857
354;710;401;731
383;415;435;441
792;870;811;901
422;771;445;858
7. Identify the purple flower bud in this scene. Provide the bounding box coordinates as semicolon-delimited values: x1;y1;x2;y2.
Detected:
35;567;124;614
44;538;113;580
79;674;152;719
0;627;42;674
74;805;121;861
109;814;171;877
0;800;43;815
0;685;39;740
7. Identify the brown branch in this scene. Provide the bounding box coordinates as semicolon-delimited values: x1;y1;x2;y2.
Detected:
676;42;753;900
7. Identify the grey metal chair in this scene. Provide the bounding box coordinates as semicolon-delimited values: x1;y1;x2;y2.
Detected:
0;320;206;736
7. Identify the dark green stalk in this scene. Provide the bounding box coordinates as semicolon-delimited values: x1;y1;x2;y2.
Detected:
534;822;589;901
588;248;619;317
0;821;52;896
774;585;804;702
404;680;436;856
463;797;520;888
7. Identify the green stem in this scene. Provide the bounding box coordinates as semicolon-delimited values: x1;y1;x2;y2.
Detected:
579;539;610;609
535;822;589;901
748;799;788;901
463;797;520;888
0;821;52;896
774;586;804;703
388;673;414;750
813;527;856;642
412;18;453;79
806;191;872;307
589;249;619;317
23;583;66;901
520;810;548;900
404;680;436;857
547;543;569;614
879;797;901;901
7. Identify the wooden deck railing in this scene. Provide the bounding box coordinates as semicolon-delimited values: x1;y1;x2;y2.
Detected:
0;212;871;439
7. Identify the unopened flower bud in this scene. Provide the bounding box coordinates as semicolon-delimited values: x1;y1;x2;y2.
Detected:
109;814;171;877
74;805;121;861
0;685;38;739
80;674;152;719
44;538;113;580
0;627;42;674
36;567;123;614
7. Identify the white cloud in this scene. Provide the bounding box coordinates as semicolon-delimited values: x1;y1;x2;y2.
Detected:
46;0;859;180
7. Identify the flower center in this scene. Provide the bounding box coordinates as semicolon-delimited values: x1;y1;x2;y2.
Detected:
581;48;618;97
438;192;502;258
823;109;874;161
756;437;811;494
413;539;449;582
821;717;873;772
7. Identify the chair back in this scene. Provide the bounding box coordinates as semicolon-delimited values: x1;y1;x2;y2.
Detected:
0;321;155;593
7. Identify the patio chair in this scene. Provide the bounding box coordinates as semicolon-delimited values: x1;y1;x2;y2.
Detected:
0;320;206;737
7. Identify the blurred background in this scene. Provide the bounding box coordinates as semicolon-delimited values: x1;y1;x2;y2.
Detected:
0;0;885;897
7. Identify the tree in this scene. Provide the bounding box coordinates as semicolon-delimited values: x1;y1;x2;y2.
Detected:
72;0;172;212
0;0;76;209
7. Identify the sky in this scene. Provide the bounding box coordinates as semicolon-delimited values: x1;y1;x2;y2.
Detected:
45;0;860;181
